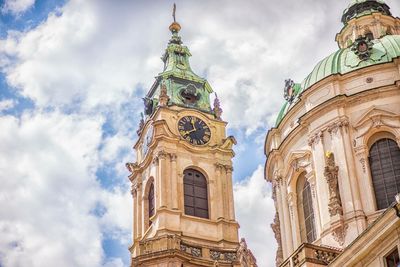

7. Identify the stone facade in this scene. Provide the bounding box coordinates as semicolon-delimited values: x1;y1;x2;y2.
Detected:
265;1;400;266
127;12;257;267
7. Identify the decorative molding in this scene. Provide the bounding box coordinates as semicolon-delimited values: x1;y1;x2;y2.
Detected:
158;82;170;107
210;250;221;260
237;238;257;266
170;153;177;162
213;93;223;120
353;106;400;138
359;158;366;173
214;163;233;173
307;175;317;199
308;131;324;147
209;250;237;261
332;223;348;246
324;152;343;217
309;118;349;146
157;150;168;160
327;119;349;136
180;243;202;257
315;249;337;264
271;213;283;266
126;162;139;173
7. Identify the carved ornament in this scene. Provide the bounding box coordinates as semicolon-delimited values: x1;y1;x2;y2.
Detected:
332;223;348;246
271;213;283;266
158;82;170;107
324;152;343;217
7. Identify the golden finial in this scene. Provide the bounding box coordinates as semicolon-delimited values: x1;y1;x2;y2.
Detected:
169;3;181;33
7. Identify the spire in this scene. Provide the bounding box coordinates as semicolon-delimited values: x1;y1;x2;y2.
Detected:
169;3;182;45
143;4;214;116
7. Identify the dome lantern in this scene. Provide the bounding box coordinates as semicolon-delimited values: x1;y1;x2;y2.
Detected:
335;0;399;49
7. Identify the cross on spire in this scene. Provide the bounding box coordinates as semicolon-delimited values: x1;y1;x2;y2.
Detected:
172;3;176;23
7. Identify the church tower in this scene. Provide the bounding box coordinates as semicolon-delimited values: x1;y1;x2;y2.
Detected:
126;6;256;267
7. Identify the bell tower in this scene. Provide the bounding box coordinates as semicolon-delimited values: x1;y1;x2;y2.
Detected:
126;5;257;267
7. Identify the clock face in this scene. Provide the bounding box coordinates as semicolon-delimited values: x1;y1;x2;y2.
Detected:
178;116;211;145
142;125;153;156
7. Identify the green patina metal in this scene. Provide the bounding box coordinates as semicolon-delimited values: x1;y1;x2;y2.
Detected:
275;34;400;126
341;0;390;24
146;23;213;114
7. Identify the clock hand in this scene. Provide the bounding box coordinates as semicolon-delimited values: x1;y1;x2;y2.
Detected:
191;118;197;131
183;128;196;136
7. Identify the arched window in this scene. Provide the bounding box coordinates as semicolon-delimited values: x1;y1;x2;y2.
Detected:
183;169;209;219
369;138;400;210
365;31;374;40
148;183;155;225
297;173;316;243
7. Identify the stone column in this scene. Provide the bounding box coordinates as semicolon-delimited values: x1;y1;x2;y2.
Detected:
214;163;224;219
221;165;229;219
132;185;138;240
287;192;301;247
309;131;330;230
280;178;294;254
137;182;143;238
157;151;168;208
274;177;289;259
355;146;377;213
328;121;362;216
170;154;178;210
226;165;235;221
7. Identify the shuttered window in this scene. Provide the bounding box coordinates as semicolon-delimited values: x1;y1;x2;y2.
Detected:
369;138;400;210
183;169;209;219
148;183;155;225
302;180;316;243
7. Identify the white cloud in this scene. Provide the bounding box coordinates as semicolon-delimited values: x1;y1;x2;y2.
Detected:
2;0;35;15
1;0;400;266
0;99;16;112
1;0;400;132
234;165;276;267
0;111;132;267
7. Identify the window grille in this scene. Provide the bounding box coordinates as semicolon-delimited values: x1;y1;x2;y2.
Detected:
369;138;400;210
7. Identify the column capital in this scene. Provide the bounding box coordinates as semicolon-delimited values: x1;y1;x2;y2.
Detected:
225;165;233;174
214;163;225;171
170;153;177;162
157;150;168;160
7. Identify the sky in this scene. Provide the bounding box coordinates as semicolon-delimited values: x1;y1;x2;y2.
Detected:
0;0;399;266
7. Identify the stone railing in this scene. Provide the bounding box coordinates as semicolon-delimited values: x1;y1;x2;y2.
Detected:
131;234;243;265
280;243;342;267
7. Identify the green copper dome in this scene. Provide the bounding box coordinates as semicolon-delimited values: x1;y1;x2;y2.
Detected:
302;35;400;90
275;34;400;126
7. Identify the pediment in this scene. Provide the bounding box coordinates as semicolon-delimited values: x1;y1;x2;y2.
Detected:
285;150;312;184
354;106;399;129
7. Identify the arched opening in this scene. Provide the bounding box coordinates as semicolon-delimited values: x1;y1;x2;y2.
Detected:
365;31;374;40
369;138;400;210
183;168;209;219
148;183;155;226
296;172;316;243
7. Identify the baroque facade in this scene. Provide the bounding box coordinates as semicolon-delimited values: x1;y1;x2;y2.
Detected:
265;0;400;266
126;9;256;267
